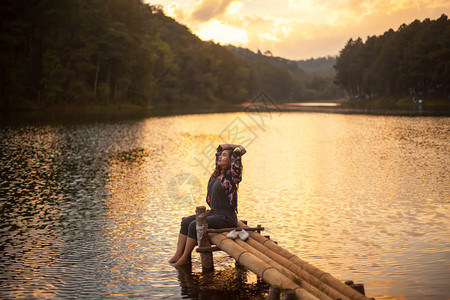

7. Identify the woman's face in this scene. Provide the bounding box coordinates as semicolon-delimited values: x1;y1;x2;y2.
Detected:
217;150;231;169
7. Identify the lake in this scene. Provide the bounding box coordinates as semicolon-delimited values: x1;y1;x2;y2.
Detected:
0;111;449;299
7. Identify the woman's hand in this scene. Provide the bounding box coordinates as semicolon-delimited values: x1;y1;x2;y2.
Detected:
220;144;246;155
233;145;246;155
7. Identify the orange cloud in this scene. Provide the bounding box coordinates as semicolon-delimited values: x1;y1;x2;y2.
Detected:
152;0;450;59
190;0;242;22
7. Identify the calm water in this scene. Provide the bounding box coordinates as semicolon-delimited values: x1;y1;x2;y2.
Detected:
0;112;449;299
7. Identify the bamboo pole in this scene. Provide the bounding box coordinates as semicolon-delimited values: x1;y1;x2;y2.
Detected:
209;233;319;300
206;226;264;233
196;246;221;253
241;236;348;300
237;221;370;300
234;237;334;300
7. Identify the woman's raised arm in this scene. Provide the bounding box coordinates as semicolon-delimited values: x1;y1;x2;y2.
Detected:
219;144;246;155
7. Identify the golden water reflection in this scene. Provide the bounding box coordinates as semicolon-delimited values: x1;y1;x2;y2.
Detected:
122;112;448;299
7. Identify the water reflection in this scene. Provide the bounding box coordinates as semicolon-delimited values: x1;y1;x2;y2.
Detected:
175;263;268;299
0;124;111;298
0;113;449;299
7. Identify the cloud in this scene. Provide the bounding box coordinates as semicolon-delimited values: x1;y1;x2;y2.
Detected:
244;19;347;59
155;0;450;59
166;2;186;21
196;19;248;44
190;0;242;22
244;0;450;59
163;0;243;25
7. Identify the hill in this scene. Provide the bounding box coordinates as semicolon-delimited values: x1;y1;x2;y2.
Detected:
225;45;337;76
225;45;344;100
0;0;343;111
296;57;336;76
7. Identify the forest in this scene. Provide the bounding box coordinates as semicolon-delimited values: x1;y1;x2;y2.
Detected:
1;1;448;111
0;0;338;111
334;14;450;101
225;46;344;101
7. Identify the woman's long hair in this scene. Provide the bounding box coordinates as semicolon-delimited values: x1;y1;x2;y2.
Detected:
211;147;233;178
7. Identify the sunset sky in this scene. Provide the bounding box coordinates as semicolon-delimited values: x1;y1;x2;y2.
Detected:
146;0;449;60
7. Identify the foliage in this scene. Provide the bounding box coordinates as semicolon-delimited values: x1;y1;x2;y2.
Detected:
296;56;336;76
226;45;344;101
0;0;343;110
334;15;450;100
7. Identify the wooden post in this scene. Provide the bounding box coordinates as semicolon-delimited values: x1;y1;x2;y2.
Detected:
345;281;366;296
196;206;213;270
268;285;281;300
281;289;296;300
351;284;365;296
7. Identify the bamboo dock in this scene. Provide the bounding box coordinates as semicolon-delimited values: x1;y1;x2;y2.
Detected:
194;206;373;300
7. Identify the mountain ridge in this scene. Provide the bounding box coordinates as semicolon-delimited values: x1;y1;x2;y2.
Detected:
224;45;336;76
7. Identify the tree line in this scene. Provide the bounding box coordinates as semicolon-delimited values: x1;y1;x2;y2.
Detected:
226;46;344;101
0;0;243;108
0;0;340;111
334;14;450;100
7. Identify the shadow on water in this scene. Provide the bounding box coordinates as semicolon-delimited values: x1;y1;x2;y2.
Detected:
1;100;449;127
0;125;112;298
175;263;269;300
0;104;243;126
260;101;450;117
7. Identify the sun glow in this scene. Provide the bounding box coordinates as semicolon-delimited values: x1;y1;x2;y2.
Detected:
149;0;450;59
196;19;249;45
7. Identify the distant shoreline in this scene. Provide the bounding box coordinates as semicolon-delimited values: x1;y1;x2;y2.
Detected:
243;97;450;117
1;100;449;126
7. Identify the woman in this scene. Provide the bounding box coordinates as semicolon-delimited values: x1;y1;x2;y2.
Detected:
169;143;246;266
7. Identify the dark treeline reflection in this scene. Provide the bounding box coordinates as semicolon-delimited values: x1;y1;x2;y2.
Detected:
0;124;144;298
176;264;269;299
335;14;450;100
0;0;338;111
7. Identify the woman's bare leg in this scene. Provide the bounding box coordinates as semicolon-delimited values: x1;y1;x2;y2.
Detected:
168;234;187;263
173;237;197;267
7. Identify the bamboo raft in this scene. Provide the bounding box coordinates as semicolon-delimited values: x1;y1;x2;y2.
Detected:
194;206;373;300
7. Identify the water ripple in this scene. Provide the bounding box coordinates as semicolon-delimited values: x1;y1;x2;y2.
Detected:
0;114;449;299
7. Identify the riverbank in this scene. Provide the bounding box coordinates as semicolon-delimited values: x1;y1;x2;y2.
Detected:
274;103;450;116
1;98;449;126
337;96;450;116
245;96;450;116
0;102;243;126
343;96;449;108
0;104;153;126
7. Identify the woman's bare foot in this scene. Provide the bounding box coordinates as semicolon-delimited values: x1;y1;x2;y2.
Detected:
173;237;196;267
172;257;191;267
168;254;181;264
